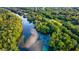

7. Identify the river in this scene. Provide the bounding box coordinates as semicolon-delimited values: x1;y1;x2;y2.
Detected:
15;14;50;51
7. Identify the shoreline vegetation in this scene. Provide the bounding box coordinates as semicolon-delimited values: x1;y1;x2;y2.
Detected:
6;8;42;51
0;8;22;51
1;7;79;51
7;7;79;51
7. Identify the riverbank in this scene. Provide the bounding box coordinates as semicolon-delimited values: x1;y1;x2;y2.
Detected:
5;8;50;51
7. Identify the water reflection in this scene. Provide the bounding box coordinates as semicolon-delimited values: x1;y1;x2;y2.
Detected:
18;15;50;51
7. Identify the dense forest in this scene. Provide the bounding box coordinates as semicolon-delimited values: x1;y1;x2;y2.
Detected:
1;7;79;51
0;8;22;50
10;7;79;51
26;8;79;51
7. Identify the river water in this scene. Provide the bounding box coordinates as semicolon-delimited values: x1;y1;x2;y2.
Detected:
16;14;50;51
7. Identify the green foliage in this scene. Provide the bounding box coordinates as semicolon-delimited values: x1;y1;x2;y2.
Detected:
0;8;22;51
6;7;79;51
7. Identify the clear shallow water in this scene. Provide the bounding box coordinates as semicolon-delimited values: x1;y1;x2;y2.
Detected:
17;15;50;51
38;33;50;51
22;17;34;39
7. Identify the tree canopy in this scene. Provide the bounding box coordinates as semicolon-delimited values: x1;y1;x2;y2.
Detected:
0;8;22;51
